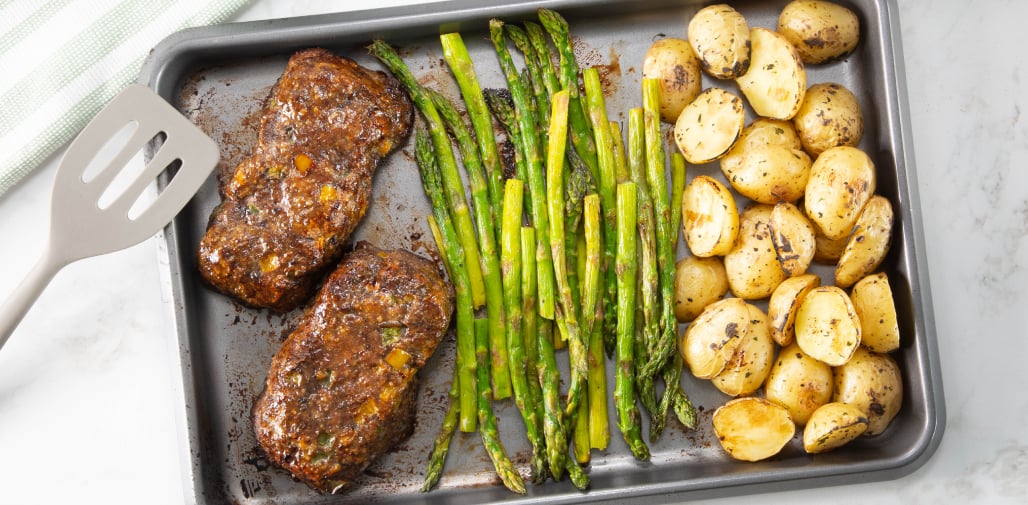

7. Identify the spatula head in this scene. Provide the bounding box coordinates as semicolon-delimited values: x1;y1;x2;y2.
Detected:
49;84;218;262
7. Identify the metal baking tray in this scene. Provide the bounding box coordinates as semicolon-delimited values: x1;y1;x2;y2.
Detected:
140;0;944;503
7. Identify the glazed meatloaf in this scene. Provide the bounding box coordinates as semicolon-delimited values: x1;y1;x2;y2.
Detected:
253;244;454;494
197;48;413;312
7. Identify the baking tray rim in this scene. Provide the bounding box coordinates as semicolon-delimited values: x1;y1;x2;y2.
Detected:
139;0;946;503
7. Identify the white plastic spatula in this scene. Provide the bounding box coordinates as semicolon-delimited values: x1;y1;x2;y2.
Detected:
0;84;219;350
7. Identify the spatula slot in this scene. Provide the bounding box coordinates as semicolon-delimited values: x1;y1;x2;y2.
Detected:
80;120;139;184
127;158;183;221
96;131;165;211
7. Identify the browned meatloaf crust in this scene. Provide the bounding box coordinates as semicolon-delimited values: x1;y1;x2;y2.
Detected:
252;244;454;494
197;48;413;312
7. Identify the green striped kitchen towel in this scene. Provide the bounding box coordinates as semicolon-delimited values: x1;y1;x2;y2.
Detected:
0;0;250;197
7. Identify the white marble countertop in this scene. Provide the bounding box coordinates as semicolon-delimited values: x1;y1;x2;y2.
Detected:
1;1;1025;503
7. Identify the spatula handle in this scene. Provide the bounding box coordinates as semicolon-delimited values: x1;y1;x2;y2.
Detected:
0;248;62;351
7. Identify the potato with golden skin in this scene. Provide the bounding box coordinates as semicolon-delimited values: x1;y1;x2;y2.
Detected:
833;347;903;436
795;285;861;366
673;255;729;322
850;272;900;353
721;120;811;204
835;195;894;287
682;175;740;257
778;0;861;64
713;398;795;462
711;303;775;396
681;297;750;379
764;342;833;425
803;402;869;453
643;37;702;123
794;82;864;157
724;204;788;300
736;27;807;120
688;4;751;79
804;146;876;240
674;87;746;164
769;202;817;276
767;273;820;346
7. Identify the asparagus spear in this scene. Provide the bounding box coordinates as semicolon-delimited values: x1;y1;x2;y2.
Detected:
415;129;476;432
422;365;460;492
657;154;697;433
505;24;550;134
581;194;608;449
537;8;600;180
440;32;505;242
520;226;548;483
627;107;660;416
614;182;650;460
428;89;513;400
639;78;677;379
369;40;486;309
564;454;591;491
582;66;619;356
572;383;591;464
500;179;548;481
474;318;527;494
536;317;567;480
489;19;556;321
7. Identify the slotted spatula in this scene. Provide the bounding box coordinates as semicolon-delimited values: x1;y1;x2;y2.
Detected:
0;84;219;350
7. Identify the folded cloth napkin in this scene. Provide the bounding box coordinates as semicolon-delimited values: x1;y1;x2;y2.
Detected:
0;0;250;197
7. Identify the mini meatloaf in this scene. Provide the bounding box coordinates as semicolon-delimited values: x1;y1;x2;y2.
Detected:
197;48;413;312
253;244;454;494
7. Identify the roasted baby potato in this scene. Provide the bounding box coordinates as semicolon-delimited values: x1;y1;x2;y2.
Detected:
736;27;806;120
674;255;729;322
764;342;833;425
835;195;894;287
643;37;703;123
794;82;864;156
769;202;817;276
682;175;740;257
688;4;751;79
674;87;746;163
850;272;900;353
682;297;750;379
713;397;795;462
767;273;821;346
720;119;810;204
833;346;903;435
778;0;861;64
802;402;869;453
813;222;851;264
795;285;861;366
724;204;788;299
804;146;877;240
711;303;775;396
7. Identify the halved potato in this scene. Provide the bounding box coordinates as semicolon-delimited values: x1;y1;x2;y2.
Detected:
736;27;806;120
778;0;861;64
795;285;861;366
711;303;775;396
681;297;749;379
712;397;795;462
737;118;804;150
802;402;869;453
850;272;900;353
765;343;833;426
835;195;894;287
724;204;788;300
643;37;703;123
767;273;821;346
720;143;811;204
833;347;903;435
682;175;740;257
688;4;751;79
769;202;817;276
813;223;851;264
674;255;729;322
674;87;746;163
804;146;877;240
794;82;864;156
